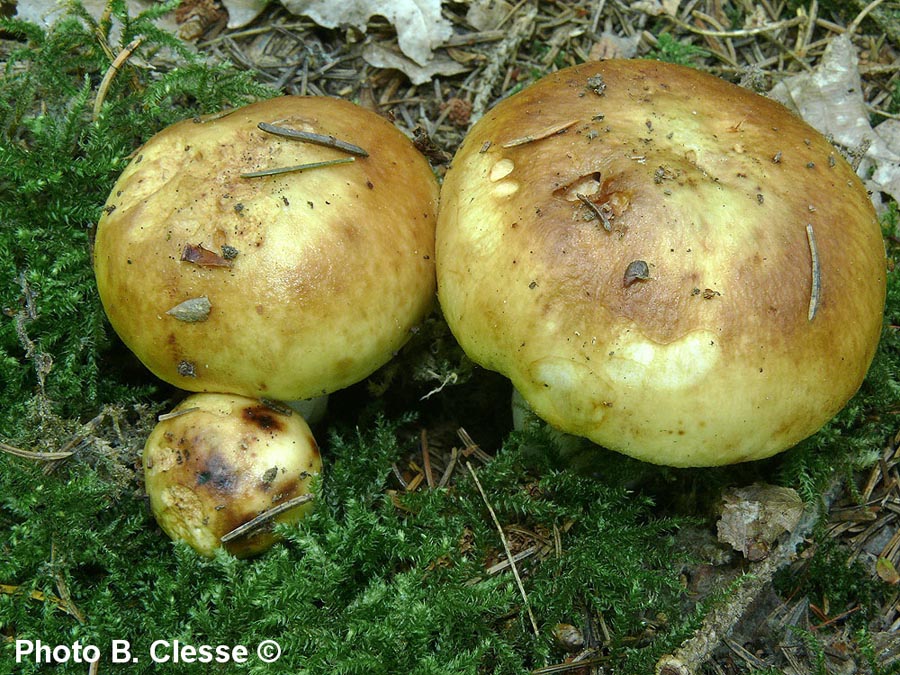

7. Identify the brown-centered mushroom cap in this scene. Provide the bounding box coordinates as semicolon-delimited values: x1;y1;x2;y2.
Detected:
94;96;438;400
143;393;321;557
436;60;886;467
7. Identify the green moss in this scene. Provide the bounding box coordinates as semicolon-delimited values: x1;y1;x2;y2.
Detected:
2;4;900;674
647;33;709;66
1;412;699;674
0;1;270;440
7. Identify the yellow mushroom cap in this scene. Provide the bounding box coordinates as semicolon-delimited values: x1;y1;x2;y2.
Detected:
143;393;322;557
436;60;886;467
94;96;438;400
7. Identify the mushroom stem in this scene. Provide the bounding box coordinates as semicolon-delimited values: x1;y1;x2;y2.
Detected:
511;388;584;460
285;395;329;425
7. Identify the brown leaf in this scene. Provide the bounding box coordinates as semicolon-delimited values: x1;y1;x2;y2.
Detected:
876;557;900;585
716;484;804;561
181;244;234;268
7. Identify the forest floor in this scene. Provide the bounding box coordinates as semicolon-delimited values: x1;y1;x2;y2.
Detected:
3;0;900;673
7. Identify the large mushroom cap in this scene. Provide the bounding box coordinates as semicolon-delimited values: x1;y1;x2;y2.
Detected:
143;393;322;557
95;96;438;400
436;60;886;467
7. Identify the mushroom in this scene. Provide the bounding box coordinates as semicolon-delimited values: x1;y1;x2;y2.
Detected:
436;60;886;467
94;96;438;404
143;393;321;557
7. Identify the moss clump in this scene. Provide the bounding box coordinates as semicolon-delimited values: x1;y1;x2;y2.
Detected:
0;0;270;440
1;413;698;674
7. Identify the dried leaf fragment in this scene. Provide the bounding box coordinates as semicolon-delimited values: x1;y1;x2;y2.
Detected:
717;484;803;561
166;296;211;323
181;244;234;268
282;0;453;67
876;557;899;585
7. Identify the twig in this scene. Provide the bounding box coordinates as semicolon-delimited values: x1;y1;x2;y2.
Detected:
219;493;315;544
457;428;493;463
654;480;842;675
421;429;435;489
257;122;369;157
466;461;540;637
0;584;83;619
93;37;144;121
501;119;578;148
847;0;887;37
0;442;74;461
486;545;539;575
576;192;611;231
531;653;610;674
806;223;820;321
470;2;538;125
240;157;354;178
444;30;506;47
438;447;460;488
157;407;200;422
43;411;108;474
666;14;805;39
52;542;86;624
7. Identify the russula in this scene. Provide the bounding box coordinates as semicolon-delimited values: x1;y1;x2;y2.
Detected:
94;96;438;403
143;393;321;557
436;60;886;467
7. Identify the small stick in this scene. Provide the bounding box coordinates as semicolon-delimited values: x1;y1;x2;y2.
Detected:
157;407;199;422
391;463;409;489
93;36;144;121
0;442;74;461
486;545;539;575
470;3;538;125
457;427;493;463
665;14;805;38
241;157;355;179
258;122;369;157
466;461;540;637
0;584;83;618
220;493;315;544
576;193;611;231
531;654;611;674
195;108;238;124
438;447;460;488
421;429;435;489
43;411;108;474
806;223;821;321
847;0;887;36
52;542;86;624
655;480;842;675
501;119;579;148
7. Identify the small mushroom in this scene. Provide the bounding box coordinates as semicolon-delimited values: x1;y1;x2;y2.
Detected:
436;59;885;467
143;393;322;558
94;96;438;403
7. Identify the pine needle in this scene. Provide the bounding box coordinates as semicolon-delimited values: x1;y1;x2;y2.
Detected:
93;36;144;121
466;460;540;637
240;157;355;178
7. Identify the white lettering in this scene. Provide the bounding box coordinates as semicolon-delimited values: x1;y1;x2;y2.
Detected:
150;640;170;663
15;640;34;662
15;640;100;664
111;640;132;663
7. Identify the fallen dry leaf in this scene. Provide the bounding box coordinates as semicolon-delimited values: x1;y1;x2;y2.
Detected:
589;30;642;61
876;556;900;585
220;0;269;29
282;0;453;67
769;34;900;210
362;42;468;86
717;484;804;561
466;0;512;31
